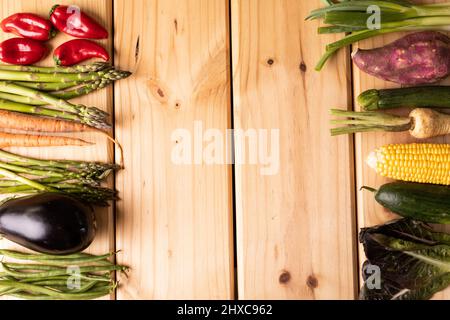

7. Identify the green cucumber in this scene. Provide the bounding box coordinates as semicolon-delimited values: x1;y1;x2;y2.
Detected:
363;182;450;224
358;87;450;111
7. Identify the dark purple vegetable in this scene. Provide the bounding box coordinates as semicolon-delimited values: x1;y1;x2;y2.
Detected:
352;31;450;85
0;193;96;255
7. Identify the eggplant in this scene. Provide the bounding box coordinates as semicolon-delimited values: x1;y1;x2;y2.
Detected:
0;193;96;255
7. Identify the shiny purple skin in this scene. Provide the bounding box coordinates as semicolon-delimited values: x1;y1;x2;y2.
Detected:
352;31;450;85
0;193;96;255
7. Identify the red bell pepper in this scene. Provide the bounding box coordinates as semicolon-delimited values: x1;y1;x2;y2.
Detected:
54;39;110;66
1;13;56;41
0;38;48;65
50;5;108;39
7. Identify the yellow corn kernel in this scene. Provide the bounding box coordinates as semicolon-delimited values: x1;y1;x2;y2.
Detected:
367;143;450;185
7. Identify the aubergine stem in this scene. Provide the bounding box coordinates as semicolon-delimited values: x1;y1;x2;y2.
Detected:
330;109;412;136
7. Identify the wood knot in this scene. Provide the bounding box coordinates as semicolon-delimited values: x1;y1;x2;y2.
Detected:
299;61;307;72
174;100;181;110
306;275;318;289
267;58;275;66
157;88;165;98
279;271;291;284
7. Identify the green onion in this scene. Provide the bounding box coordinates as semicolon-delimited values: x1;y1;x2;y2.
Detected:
308;0;450;70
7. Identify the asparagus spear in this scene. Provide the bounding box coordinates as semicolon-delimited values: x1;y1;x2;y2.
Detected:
0;68;131;83
13;81;82;91
0;62;110;74
50;80;113;100
0;184;116;206
0;82;110;130
0;149;119;173
0;80;113;106
0;99;102;127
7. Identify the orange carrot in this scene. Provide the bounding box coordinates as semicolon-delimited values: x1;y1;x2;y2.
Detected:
0;109;94;133
0;110;122;165
0;132;92;148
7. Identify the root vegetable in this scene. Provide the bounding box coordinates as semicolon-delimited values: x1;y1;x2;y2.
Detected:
0;132;92;148
330;108;450;139
352;32;450;85
0;109;93;133
308;1;450;70
409;108;450;139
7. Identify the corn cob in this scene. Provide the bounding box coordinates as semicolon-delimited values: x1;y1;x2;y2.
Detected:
367;143;450;185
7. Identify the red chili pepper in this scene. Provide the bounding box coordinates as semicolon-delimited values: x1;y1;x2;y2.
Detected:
0;38;48;65
1;13;56;41
54;39;110;66
50;5;108;39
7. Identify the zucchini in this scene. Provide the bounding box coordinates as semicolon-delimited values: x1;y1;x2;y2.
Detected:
358;87;450;111
363;182;450;224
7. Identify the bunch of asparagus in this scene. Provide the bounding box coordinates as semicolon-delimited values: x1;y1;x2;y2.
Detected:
0;250;128;300
0;62;131;130
0;149;118;206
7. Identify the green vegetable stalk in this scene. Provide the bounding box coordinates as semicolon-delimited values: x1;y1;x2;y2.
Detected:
0;250;128;300
0;150;118;206
0;62;109;74
0;81;110;130
307;0;450;70
0;99;99;127
0;80;113;106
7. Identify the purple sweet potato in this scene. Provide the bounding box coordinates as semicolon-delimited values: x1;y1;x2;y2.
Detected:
352;31;450;85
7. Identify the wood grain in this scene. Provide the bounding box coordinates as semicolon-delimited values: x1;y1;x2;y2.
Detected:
231;0;357;300
353;0;450;300
0;0;114;299
114;0;234;299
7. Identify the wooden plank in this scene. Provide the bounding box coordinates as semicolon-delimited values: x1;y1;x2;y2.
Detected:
114;0;234;299
231;0;357;299
354;0;450;301
0;0;114;299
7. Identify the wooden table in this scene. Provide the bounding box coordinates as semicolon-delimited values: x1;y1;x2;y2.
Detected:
0;0;448;300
